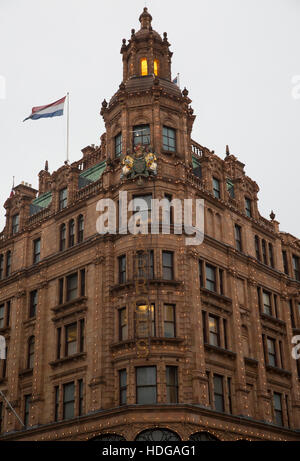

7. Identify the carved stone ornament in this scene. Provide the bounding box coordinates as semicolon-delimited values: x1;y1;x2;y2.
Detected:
121;144;157;179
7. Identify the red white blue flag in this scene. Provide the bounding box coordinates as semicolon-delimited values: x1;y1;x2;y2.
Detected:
23;96;66;121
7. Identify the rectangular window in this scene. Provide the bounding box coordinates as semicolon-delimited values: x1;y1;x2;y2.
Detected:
59;188;68;210
136;366;157;404
65;323;77;356
119;307;128;341
59;278;64;304
63;382;75;420
6;301;10;327
199;260;204;287
0;255;3;280
219;269;224;295
164;304;176;338
24;395;31;427
66;273;78;301
133;124;150;146
119;369;127;406
162;251;174;280
263;291;272;316
0;305;4;329
267;337;277;367
255;236;261;261
226;179;235;198
212;178;220;199
202;311;208;343
205;264;216;292
227;377;232;414
6;251;11;277
282;251;289;275
234;224;242;252
137;250;154;279
292;255;300;281
57;327;62;360
0;401;3;433
208;314;220;347
33;238;41;264
54;386;59;421
80;269;86;297
78;379;84;416
136;304;155;337
12;214;19;234
79;319;85;353
166;366;178;403
115;132;122;157
262;240;268;265
289;300;296;329
213;375;224;412
269;243;274;268
245;198;252;217
29;290;38;318
274;392;283;426
223;318;228;349
162;126;176;152
118;255;126;284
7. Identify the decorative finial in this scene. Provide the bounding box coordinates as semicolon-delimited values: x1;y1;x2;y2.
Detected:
139;7;152;30
182;87;189;97
45;160;49;172
102;99;107;109
226;145;230;156
270;210;276;221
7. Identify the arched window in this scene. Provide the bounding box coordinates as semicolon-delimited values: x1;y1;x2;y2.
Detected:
90;434;126;441
135;428;181;441
69;219;75;247
27;336;35;369
60;224;66;251
154;59;159;76
77;215;84;244
141;58;148;76
189;432;219;441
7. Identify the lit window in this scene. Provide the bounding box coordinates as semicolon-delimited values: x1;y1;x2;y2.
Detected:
141;58;148;76
208;315;220;347
133;124;150;146
136;304;155;337
154;59;159;76
65;323;77;356
164;304;176;338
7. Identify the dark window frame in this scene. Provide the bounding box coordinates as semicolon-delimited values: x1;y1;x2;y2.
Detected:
162;126;176;152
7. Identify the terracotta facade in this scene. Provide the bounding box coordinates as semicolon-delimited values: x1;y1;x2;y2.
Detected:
0;8;300;441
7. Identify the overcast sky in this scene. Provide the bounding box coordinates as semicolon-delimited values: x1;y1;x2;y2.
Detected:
0;0;299;237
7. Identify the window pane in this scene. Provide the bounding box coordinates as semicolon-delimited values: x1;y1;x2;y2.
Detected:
136;367;156;386
137;387;156;404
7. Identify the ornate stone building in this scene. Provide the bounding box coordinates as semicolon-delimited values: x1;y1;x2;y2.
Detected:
0;8;300;441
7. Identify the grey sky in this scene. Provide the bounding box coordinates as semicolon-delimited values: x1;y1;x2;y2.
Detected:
0;0;299;236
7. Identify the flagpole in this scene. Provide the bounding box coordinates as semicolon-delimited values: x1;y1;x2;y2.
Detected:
66;92;70;163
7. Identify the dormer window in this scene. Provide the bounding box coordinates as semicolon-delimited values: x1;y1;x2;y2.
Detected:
59;188;67;210
154;59;159;76
12;214;19;234
141;58;148;76
133;124;150;146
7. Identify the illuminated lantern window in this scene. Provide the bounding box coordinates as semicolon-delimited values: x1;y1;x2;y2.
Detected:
154;59;159;76
141;58;148;76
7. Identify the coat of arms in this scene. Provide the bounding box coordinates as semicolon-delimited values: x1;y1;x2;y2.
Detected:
121;144;157;179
